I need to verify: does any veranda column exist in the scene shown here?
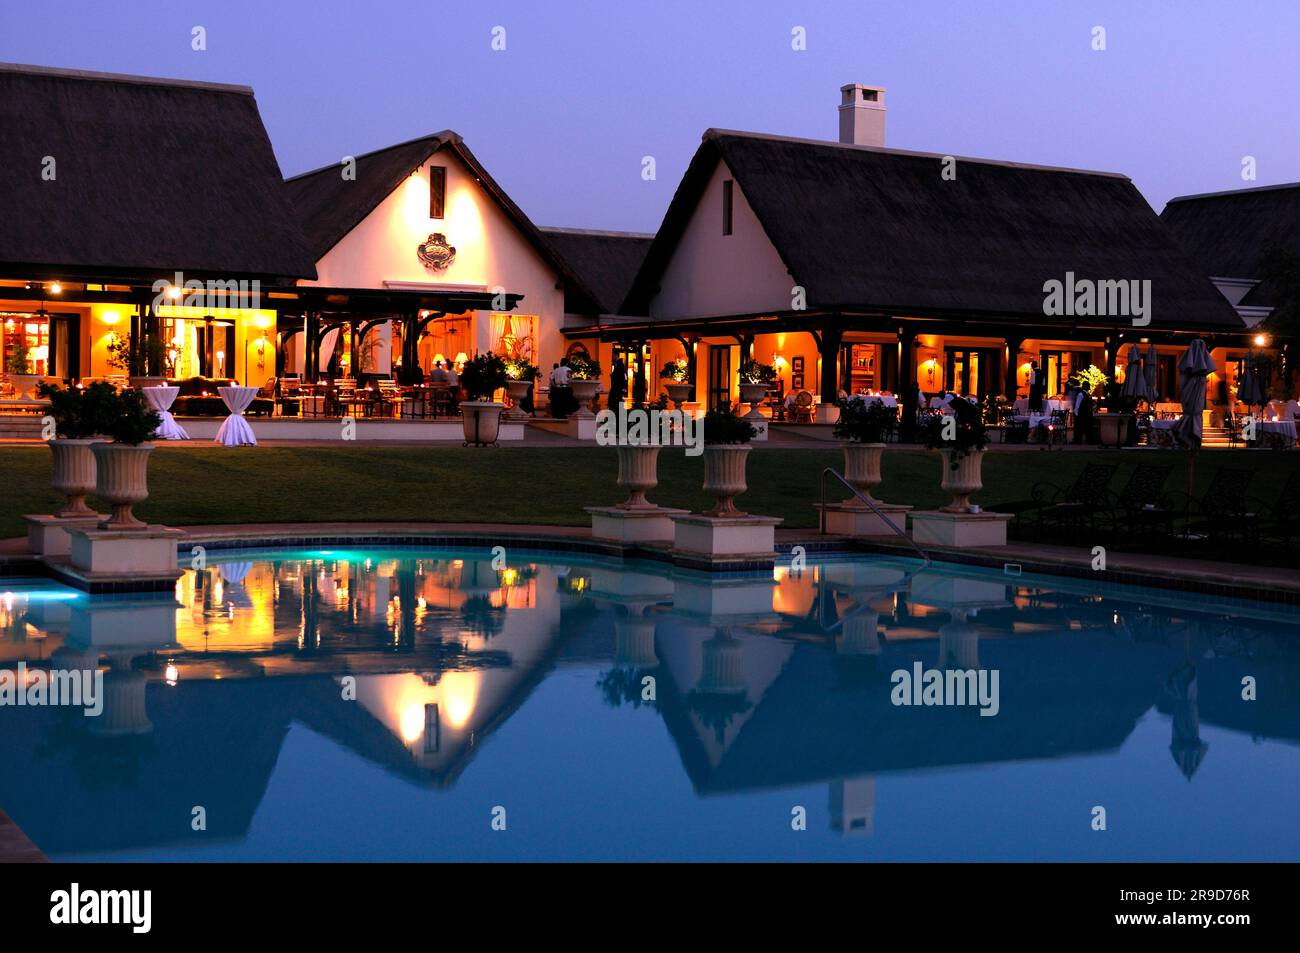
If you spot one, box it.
[1004,333,1024,400]
[816,323,844,422]
[898,324,917,442]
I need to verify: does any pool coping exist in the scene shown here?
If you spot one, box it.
[3,521,1296,604]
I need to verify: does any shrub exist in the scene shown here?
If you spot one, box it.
[4,340,32,375]
[921,397,988,468]
[660,359,689,383]
[739,359,777,384]
[703,406,757,444]
[503,357,538,382]
[460,352,508,401]
[568,354,602,381]
[36,382,118,439]
[833,399,898,443]
[102,388,162,445]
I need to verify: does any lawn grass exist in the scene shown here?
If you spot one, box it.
[1,444,1294,545]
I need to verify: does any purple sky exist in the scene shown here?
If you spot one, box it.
[4,0,1297,232]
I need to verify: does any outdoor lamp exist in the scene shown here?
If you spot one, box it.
[49,282,62,295]
[1253,333,1268,347]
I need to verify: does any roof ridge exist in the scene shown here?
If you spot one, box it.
[703,127,1131,179]
[285,131,459,182]
[1165,182,1300,204]
[540,226,656,240]
[0,61,253,95]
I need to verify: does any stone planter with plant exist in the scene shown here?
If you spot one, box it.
[459,352,508,446]
[503,357,538,420]
[37,382,117,517]
[660,358,693,409]
[832,398,898,506]
[91,388,162,530]
[567,354,602,417]
[701,407,758,517]
[738,359,777,421]
[922,402,990,513]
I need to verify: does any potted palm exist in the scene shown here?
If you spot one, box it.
[37,382,115,517]
[832,398,898,505]
[738,359,776,421]
[459,352,508,446]
[503,357,538,420]
[701,406,758,517]
[660,358,693,409]
[91,388,162,530]
[922,402,990,513]
[567,354,602,416]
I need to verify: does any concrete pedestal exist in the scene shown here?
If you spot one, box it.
[24,513,103,557]
[670,513,783,568]
[586,505,688,545]
[748,418,769,441]
[567,415,598,440]
[909,510,1012,548]
[814,403,840,424]
[817,501,912,537]
[58,525,186,589]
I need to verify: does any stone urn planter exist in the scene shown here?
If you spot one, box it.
[738,382,769,420]
[615,445,661,509]
[49,438,102,517]
[461,400,504,446]
[938,448,985,513]
[6,374,46,401]
[702,444,751,517]
[91,442,154,530]
[504,379,532,420]
[841,441,885,506]
[1097,412,1132,449]
[570,379,600,418]
[663,380,693,410]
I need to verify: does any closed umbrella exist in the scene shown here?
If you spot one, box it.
[1143,344,1159,403]
[1236,353,1264,411]
[1120,344,1147,402]
[1172,339,1215,450]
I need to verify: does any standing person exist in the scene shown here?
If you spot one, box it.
[1027,360,1045,413]
[631,356,647,408]
[1074,386,1095,445]
[609,356,626,410]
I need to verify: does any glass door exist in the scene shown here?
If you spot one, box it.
[707,345,732,410]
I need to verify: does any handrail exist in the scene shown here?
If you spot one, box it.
[820,467,930,567]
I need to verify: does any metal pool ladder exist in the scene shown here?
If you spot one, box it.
[819,467,930,567]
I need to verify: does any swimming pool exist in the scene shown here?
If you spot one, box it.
[1,550,1296,862]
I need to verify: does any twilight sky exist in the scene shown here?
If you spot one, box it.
[3,0,1296,233]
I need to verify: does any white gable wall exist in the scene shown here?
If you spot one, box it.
[304,150,567,370]
[650,159,796,320]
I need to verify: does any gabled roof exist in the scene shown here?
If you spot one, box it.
[540,227,653,314]
[625,129,1243,329]
[286,132,604,313]
[0,62,317,281]
[1161,182,1300,308]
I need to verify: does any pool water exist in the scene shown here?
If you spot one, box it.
[0,551,1296,862]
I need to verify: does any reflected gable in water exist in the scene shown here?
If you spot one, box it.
[0,551,1297,861]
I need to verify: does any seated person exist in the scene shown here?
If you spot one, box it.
[429,361,450,384]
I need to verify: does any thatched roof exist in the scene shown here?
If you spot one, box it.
[0,63,317,281]
[286,133,604,313]
[625,129,1243,330]
[540,227,653,313]
[1161,183,1300,308]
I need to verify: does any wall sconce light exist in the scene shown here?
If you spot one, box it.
[1253,333,1269,347]
[773,354,788,370]
[101,311,120,326]
[49,282,62,295]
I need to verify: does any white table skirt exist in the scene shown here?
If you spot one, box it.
[1260,420,1298,442]
[849,394,898,409]
[215,386,258,447]
[1014,397,1069,415]
[143,385,189,440]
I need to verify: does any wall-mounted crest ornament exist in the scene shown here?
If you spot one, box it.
[417,232,456,272]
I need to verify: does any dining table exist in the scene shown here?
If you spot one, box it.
[142,385,189,440]
[215,385,259,447]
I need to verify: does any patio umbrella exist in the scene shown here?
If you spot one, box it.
[1143,344,1159,403]
[1172,339,1214,451]
[1236,353,1265,411]
[1120,344,1147,402]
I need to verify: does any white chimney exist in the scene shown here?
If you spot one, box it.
[838,83,886,147]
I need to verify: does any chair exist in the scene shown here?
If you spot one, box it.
[332,377,358,417]
[1176,468,1260,544]
[793,390,815,424]
[994,462,1119,537]
[1096,464,1175,539]
[376,378,403,418]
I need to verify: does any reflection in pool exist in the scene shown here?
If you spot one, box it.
[1,551,1297,862]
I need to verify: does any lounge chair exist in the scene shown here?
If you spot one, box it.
[994,461,1118,537]
[1174,468,1260,544]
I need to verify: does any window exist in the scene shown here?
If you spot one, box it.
[430,166,446,219]
[722,179,733,235]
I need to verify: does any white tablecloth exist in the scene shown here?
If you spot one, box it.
[142,385,188,440]
[1260,420,1298,443]
[1014,397,1069,415]
[850,394,897,409]
[215,386,258,447]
